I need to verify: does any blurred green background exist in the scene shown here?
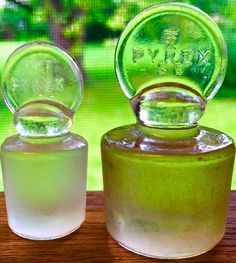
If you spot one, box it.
[0,0,235,190]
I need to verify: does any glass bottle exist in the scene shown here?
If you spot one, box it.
[101,3,235,259]
[1,42,88,240]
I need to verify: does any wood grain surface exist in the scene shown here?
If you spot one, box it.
[0,192,235,263]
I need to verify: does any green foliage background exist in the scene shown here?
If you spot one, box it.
[0,0,235,190]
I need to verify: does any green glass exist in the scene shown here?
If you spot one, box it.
[1,42,88,240]
[101,3,235,259]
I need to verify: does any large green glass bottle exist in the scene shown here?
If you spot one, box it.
[1,42,88,240]
[101,3,235,259]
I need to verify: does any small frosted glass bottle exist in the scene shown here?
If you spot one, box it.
[101,3,235,259]
[1,42,87,240]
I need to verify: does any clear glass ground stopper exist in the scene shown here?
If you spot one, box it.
[2,41,83,137]
[115,3,227,128]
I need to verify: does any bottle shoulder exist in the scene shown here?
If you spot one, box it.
[1,133,87,153]
[101,124,235,156]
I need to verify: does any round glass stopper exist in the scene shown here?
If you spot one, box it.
[2,41,83,137]
[115,3,227,128]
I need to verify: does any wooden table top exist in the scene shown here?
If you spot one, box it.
[0,191,235,263]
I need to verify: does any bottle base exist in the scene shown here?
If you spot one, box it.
[118,240,217,259]
[10,224,82,240]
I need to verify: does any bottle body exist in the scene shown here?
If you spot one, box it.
[1,133,87,240]
[101,124,235,259]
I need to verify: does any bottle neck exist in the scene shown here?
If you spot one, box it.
[19,134,68,144]
[137,123,200,140]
